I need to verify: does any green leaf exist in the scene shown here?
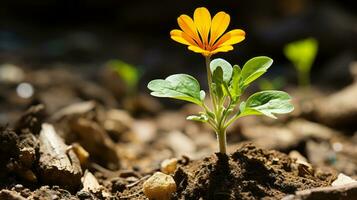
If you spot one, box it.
[284,38,318,73]
[238,101,261,117]
[210,58,233,83]
[212,66,224,84]
[211,67,226,100]
[239,90,294,119]
[240,56,273,87]
[206,110,216,119]
[229,65,242,101]
[147,74,203,105]
[211,82,224,100]
[186,113,208,122]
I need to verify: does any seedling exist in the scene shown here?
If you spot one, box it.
[107,59,150,112]
[107,59,141,95]
[148,7,294,154]
[284,38,318,87]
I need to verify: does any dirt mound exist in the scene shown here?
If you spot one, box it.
[173,143,335,200]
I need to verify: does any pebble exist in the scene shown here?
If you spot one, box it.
[143,172,176,200]
[77,190,92,199]
[332,173,357,186]
[166,131,195,156]
[14,184,24,192]
[160,158,178,174]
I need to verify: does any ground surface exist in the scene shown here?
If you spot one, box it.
[1,65,357,199]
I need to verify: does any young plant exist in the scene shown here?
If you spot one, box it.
[148,7,294,154]
[107,59,149,112]
[107,59,141,95]
[284,38,318,87]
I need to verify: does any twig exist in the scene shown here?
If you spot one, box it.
[126,175,150,188]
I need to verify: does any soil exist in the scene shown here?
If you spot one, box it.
[172,143,334,200]
[103,143,336,200]
[0,121,339,200]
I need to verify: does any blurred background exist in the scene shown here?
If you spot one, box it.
[1,0,357,124]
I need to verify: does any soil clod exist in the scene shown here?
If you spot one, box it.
[173,143,335,200]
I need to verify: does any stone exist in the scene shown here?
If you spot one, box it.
[143,172,176,200]
[160,158,178,174]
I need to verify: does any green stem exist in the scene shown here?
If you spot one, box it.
[224,110,241,130]
[217,128,227,154]
[205,56,218,113]
[220,101,232,126]
[298,69,310,88]
[204,56,227,154]
[204,56,232,154]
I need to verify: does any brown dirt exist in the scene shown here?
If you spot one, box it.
[172,143,335,200]
[0,122,340,200]
[1,66,357,199]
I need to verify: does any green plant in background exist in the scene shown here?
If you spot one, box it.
[258,77,286,90]
[148,7,294,154]
[284,38,318,87]
[107,59,141,94]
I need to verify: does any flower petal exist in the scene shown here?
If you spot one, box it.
[210,45,234,54]
[209,11,230,45]
[194,7,211,45]
[170,29,197,46]
[188,45,210,56]
[213,29,245,48]
[177,15,202,46]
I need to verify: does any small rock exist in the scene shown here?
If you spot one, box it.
[289,150,311,167]
[272,158,280,164]
[143,172,176,200]
[81,170,102,193]
[103,109,133,134]
[160,158,178,174]
[14,184,24,192]
[332,173,357,186]
[289,182,357,199]
[77,190,92,199]
[51,101,96,121]
[166,131,195,156]
[289,150,313,176]
[132,120,157,143]
[19,188,31,198]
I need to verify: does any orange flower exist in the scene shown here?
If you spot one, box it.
[170,7,246,57]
